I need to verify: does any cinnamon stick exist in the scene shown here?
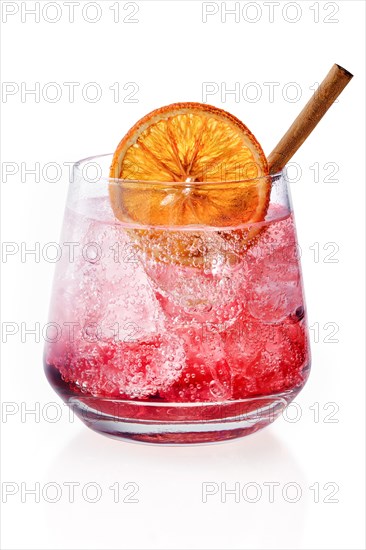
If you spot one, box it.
[267,64,353,174]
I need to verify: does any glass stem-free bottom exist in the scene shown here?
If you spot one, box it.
[45,362,309,444]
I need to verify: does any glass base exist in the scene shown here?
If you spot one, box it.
[69,394,296,444]
[46,363,306,444]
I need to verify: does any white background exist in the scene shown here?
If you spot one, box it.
[1,1,365,549]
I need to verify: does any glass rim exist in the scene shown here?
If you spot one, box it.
[73,153,284,188]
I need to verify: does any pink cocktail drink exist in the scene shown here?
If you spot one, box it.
[44,158,310,443]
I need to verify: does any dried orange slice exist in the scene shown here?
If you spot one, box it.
[109,102,270,266]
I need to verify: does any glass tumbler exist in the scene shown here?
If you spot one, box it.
[44,154,311,444]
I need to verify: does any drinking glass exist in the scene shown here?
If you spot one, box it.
[44,154,311,444]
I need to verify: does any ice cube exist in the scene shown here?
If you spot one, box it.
[243,216,303,324]
[160,323,232,402]
[223,314,309,398]
[141,231,244,325]
[48,333,186,399]
[50,217,165,341]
